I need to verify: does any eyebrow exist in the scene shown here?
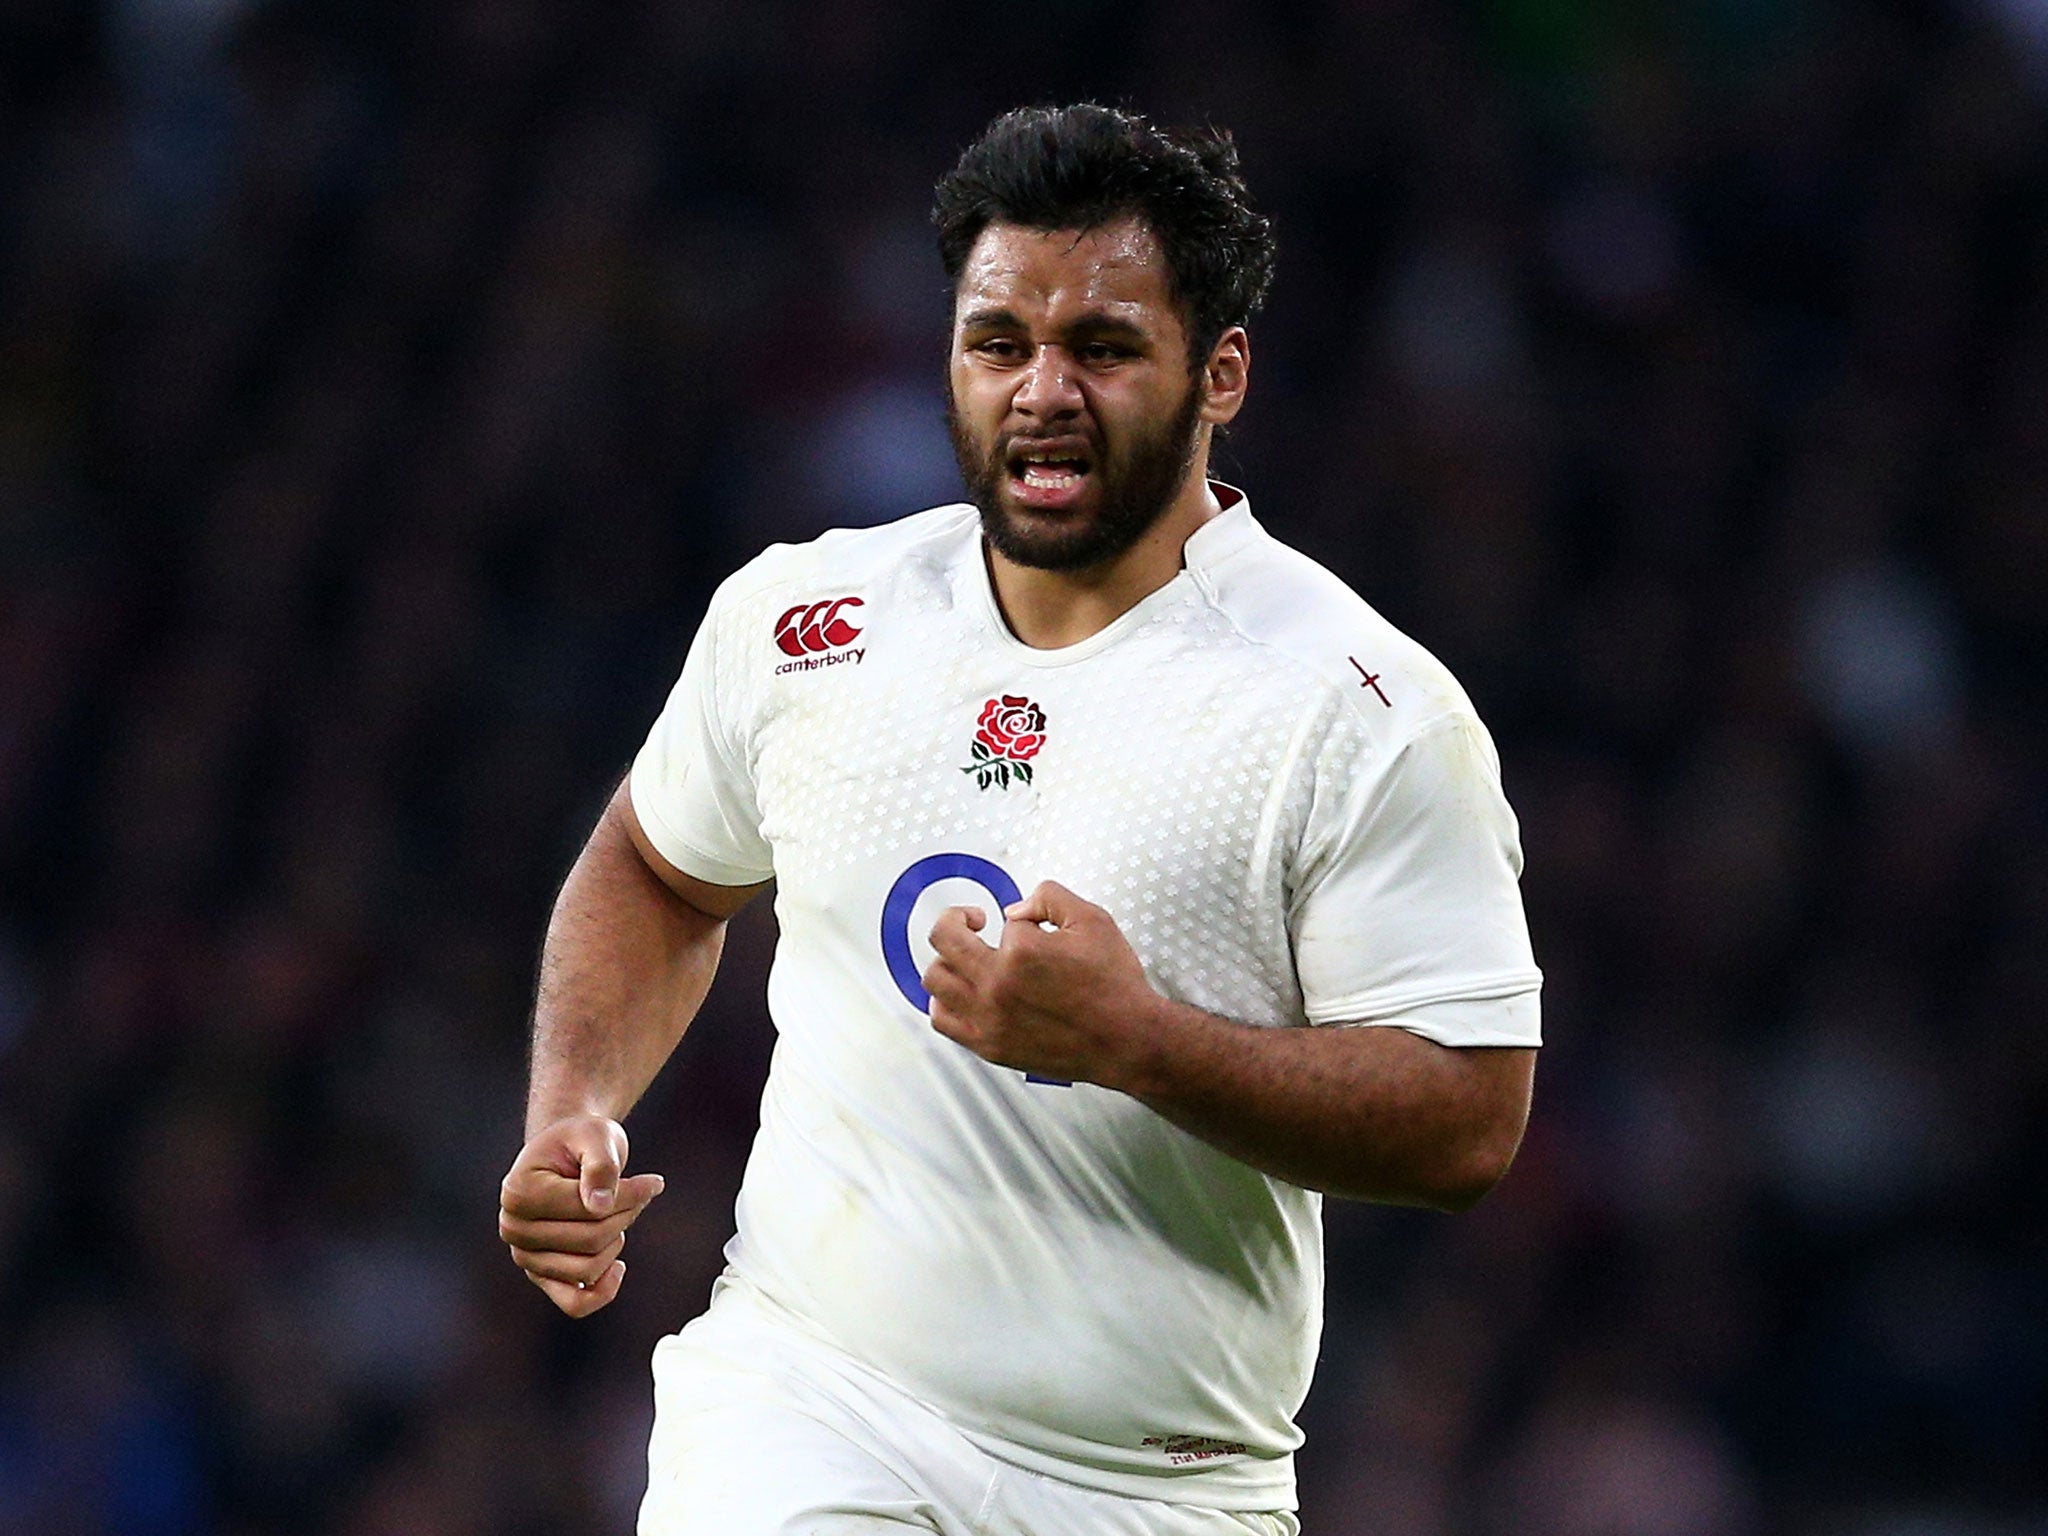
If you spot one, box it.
[957,307,1024,333]
[1066,313,1151,343]
[956,308,1155,344]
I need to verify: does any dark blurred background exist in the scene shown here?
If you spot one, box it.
[3,0,2046,1531]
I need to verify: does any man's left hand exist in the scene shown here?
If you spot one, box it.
[923,881,1161,1089]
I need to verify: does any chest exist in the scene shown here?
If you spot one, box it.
[743,614,1322,1021]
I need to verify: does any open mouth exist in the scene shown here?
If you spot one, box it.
[1004,439,1095,508]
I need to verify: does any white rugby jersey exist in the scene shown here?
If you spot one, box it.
[628,486,1542,1508]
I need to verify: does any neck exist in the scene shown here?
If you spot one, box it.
[986,469,1224,650]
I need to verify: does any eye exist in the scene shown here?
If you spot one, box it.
[972,338,1026,362]
[1078,343,1133,365]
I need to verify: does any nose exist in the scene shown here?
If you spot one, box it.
[1012,347,1083,422]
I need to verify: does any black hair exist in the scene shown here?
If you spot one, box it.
[933,103,1276,371]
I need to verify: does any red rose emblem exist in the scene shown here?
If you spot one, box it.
[962,694,1047,790]
[976,695,1047,762]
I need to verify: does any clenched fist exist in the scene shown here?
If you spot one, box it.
[499,1114,665,1317]
[922,880,1163,1091]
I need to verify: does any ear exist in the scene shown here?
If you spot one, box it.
[1198,327,1250,426]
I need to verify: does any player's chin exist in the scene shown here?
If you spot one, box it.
[986,494,1113,568]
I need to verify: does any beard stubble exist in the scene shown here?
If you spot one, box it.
[947,378,1206,573]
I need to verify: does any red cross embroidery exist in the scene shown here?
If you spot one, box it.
[1349,657,1390,706]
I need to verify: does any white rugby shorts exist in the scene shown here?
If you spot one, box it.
[638,1280,1301,1536]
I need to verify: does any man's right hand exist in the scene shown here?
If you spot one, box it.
[499,1114,666,1317]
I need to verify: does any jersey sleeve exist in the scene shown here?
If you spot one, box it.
[628,586,776,887]
[1291,711,1542,1044]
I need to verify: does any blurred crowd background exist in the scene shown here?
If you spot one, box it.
[3,0,2045,1532]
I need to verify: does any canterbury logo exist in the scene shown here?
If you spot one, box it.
[774,597,864,656]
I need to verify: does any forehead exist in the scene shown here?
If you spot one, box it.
[953,218,1180,331]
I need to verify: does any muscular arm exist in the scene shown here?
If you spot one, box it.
[526,782,759,1133]
[924,884,1533,1211]
[1121,997,1531,1210]
[501,782,767,1315]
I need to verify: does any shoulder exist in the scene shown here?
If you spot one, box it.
[707,503,981,624]
[1188,504,1484,743]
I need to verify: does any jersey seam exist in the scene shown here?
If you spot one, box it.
[1307,971,1546,1024]
[629,779,775,886]
[1185,559,1472,749]
[1289,711,1474,890]
[705,585,778,852]
[716,503,979,610]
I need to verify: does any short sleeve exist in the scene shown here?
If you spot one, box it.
[1292,713,1542,1044]
[627,588,776,887]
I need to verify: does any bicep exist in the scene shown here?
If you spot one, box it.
[1316,1020,1536,1206]
[625,580,777,888]
[1333,1014,1537,1131]
[613,783,769,921]
[1294,716,1543,1031]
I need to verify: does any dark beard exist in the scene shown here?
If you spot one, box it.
[947,381,1205,573]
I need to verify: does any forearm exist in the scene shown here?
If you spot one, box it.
[526,796,727,1136]
[1115,997,1534,1210]
[924,888,1536,1209]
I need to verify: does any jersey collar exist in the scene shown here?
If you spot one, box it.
[966,481,1260,665]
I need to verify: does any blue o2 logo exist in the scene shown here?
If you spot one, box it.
[880,853,1020,1012]
[880,853,1068,1086]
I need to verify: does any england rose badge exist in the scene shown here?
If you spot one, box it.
[962,695,1046,790]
